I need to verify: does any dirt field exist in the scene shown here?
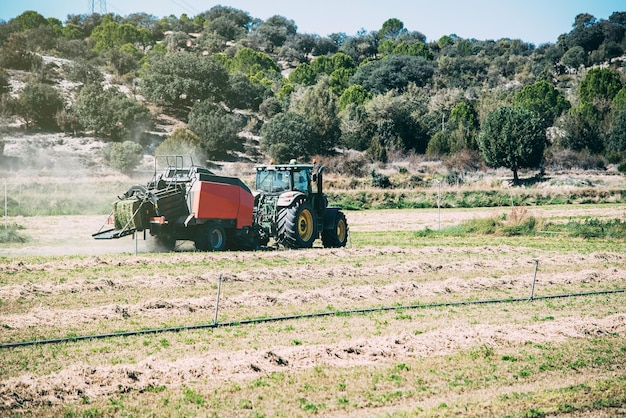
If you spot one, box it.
[1,205,626,416]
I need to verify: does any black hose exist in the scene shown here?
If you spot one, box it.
[1,289,624,350]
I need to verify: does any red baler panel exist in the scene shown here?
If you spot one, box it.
[192,181,253,228]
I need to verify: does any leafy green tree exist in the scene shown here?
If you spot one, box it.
[339,84,372,110]
[199,5,252,39]
[11,10,48,31]
[155,127,206,163]
[226,72,268,110]
[351,55,434,94]
[15,83,64,129]
[289,63,316,86]
[292,77,341,156]
[255,15,297,50]
[612,86,626,111]
[364,90,429,154]
[447,101,480,152]
[187,101,243,159]
[514,81,570,128]
[340,102,373,151]
[230,47,280,75]
[558,104,604,153]
[141,52,229,108]
[75,84,153,139]
[379,18,407,41]
[91,15,152,51]
[478,106,546,184]
[107,140,144,173]
[260,112,318,162]
[607,110,626,155]
[0,32,43,70]
[579,67,622,105]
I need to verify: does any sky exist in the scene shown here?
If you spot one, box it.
[0,0,624,45]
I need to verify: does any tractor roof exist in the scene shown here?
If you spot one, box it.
[254,164,314,171]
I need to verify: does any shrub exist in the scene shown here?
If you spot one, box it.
[618,161,626,174]
[370,170,391,188]
[105,141,144,173]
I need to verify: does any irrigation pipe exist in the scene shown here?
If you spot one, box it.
[1,288,624,350]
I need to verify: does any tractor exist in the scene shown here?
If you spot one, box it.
[253,160,348,249]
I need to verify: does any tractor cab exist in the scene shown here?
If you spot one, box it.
[254,162,314,195]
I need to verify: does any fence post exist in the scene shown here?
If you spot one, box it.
[214,274,223,325]
[529,259,539,300]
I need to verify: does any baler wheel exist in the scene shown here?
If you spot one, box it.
[195,223,227,251]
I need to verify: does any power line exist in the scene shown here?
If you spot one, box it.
[88,0,107,15]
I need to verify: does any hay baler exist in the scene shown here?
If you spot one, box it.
[93,156,263,251]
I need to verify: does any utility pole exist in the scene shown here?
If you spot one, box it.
[88,0,107,15]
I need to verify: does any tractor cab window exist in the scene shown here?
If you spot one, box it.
[256,170,289,193]
[293,170,310,194]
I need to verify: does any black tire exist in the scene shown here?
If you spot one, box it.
[322,211,348,248]
[195,223,227,251]
[277,200,316,248]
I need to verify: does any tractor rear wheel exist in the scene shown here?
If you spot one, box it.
[195,223,227,251]
[322,210,348,248]
[277,200,316,248]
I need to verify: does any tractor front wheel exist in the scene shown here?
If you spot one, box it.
[195,223,227,251]
[277,200,316,248]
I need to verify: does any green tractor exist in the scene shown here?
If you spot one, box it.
[253,161,348,249]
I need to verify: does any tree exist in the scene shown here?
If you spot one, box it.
[561,46,587,69]
[260,112,318,162]
[255,15,297,50]
[579,67,622,105]
[141,52,229,108]
[339,84,372,110]
[514,81,570,128]
[11,11,48,31]
[607,110,626,155]
[75,84,153,139]
[15,83,64,129]
[478,106,546,184]
[187,101,243,159]
[350,55,434,94]
[0,32,43,70]
[226,72,268,111]
[558,104,604,153]
[291,77,341,156]
[379,18,407,41]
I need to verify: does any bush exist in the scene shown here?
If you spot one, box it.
[618,161,626,174]
[155,127,206,164]
[105,141,144,173]
[370,170,391,188]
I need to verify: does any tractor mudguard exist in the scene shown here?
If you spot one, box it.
[277,191,305,208]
